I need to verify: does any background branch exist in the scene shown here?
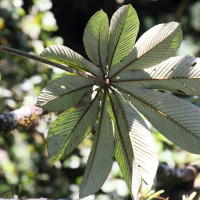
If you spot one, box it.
[157,164,200,200]
[158,164,200,182]
[0,103,48,133]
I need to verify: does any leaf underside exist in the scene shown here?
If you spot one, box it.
[40,45,102,77]
[108,5,139,70]
[37,4,200,200]
[109,90,158,199]
[83,9,109,74]
[36,75,93,112]
[112,55,200,95]
[110,22,182,77]
[80,90,114,198]
[47,91,101,166]
[116,84,200,154]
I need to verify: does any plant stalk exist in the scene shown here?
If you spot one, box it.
[0,45,105,86]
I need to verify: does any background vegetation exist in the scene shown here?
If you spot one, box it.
[0,0,200,199]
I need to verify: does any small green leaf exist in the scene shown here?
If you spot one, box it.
[147,190,164,200]
[188,191,197,200]
[141,181,154,197]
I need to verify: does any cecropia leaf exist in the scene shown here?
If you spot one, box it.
[112,55,200,95]
[40,45,102,77]
[36,75,93,111]
[116,84,200,154]
[83,9,109,75]
[110,22,182,78]
[109,89,158,199]
[80,90,114,198]
[108,4,139,69]
[47,91,101,166]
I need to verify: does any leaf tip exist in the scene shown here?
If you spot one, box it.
[79,186,87,199]
[49,160,55,167]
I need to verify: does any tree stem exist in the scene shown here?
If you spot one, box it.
[0,45,105,86]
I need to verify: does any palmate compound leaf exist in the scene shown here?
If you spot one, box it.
[31,4,199,200]
[80,90,114,198]
[36,75,94,112]
[111,56,200,95]
[108,89,158,200]
[47,90,101,166]
[115,84,200,154]
[108,4,139,69]
[40,44,102,77]
[83,9,109,75]
[110,22,182,78]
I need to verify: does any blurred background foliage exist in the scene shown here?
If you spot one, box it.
[0,0,200,199]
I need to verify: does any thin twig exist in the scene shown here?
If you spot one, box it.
[0,45,105,86]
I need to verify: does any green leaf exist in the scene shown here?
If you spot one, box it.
[108,91,133,196]
[147,190,164,200]
[108,5,139,69]
[109,90,158,199]
[47,91,101,166]
[116,84,200,154]
[188,191,197,200]
[110,22,182,77]
[40,45,102,77]
[141,179,156,199]
[36,75,93,111]
[112,55,200,95]
[83,9,109,75]
[80,90,114,198]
